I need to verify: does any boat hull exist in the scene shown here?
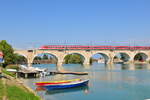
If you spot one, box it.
[44,80,89,90]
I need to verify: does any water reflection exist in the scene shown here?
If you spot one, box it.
[28,63,150,100]
[46,86,89,95]
[103,63,150,70]
[36,86,46,91]
[33,63,150,71]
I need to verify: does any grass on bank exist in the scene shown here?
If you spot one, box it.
[0,64,41,100]
[2,69,16,77]
[1,65,20,77]
[0,79,41,100]
[0,79,4,100]
[7,85,41,100]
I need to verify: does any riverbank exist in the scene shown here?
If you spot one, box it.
[0,73,42,100]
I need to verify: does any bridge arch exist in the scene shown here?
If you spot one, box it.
[63,53,86,65]
[90,53,109,64]
[134,52,149,62]
[31,53,58,66]
[14,53,28,65]
[14,53,27,59]
[113,52,131,63]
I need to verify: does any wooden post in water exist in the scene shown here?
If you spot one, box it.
[25,73,28,78]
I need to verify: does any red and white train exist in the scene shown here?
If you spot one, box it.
[39,45,150,50]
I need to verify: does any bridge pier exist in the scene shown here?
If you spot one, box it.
[128,63,135,70]
[106,64,115,70]
[106,61,113,64]
[57,62,63,67]
[83,63,90,67]
[56,66,64,71]
[106,59,113,64]
[83,57,90,67]
[106,54,114,64]
[57,57,64,68]
[27,63,32,67]
[146,57,150,63]
[129,56,135,64]
[83,61,90,66]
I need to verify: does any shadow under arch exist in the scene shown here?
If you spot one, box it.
[32,53,58,66]
[113,52,130,63]
[90,53,109,64]
[134,52,148,62]
[63,53,85,65]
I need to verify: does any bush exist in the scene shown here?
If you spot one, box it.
[6,65,19,70]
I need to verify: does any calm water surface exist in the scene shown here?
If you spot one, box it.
[24,63,150,100]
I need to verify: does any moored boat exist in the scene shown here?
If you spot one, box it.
[44,79,89,90]
[35,79,80,86]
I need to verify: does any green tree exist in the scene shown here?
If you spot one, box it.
[114,56,118,59]
[42,54,48,60]
[34,56,42,60]
[134,54,142,61]
[64,55,71,64]
[64,54,84,64]
[0,40,15,67]
[90,58,94,64]
[13,53,27,64]
[120,53,127,61]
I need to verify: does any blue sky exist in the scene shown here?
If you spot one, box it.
[0,0,150,49]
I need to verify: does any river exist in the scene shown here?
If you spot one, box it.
[24,63,150,100]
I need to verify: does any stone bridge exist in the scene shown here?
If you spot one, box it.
[14,49,150,67]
